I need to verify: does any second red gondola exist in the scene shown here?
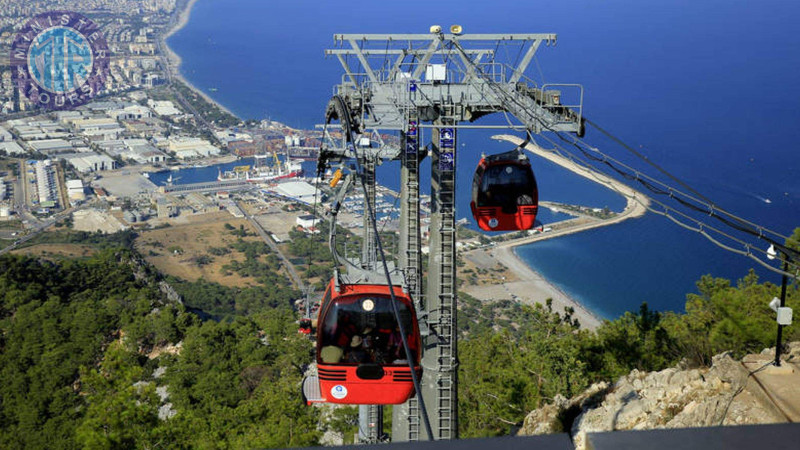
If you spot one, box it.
[470,149,538,231]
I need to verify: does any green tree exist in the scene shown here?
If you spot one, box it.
[76,342,163,449]
[459,302,587,437]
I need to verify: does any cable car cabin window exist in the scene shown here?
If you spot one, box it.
[478,164,535,213]
[319,295,417,366]
[472,165,485,208]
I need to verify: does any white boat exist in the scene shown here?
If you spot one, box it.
[218,151,304,183]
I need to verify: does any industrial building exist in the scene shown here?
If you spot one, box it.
[35,160,57,205]
[117,139,168,164]
[166,137,222,160]
[123,209,149,223]
[272,181,320,205]
[0,125,13,141]
[8,119,70,141]
[29,139,74,154]
[147,99,181,116]
[296,214,320,229]
[0,141,25,155]
[66,180,86,202]
[62,153,117,173]
[155,197,174,218]
[108,104,153,121]
[0,126,24,155]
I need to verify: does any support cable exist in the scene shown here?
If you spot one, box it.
[551,128,800,264]
[327,95,435,441]
[445,37,800,278]
[448,37,799,270]
[464,38,800,272]
[528,131,800,280]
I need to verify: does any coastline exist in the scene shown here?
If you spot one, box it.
[156,2,641,330]
[463,242,604,330]
[160,0,238,117]
[462,135,651,330]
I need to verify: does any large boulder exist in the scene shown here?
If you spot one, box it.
[519,347,792,450]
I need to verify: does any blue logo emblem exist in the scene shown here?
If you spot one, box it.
[439,151,454,171]
[10,11,110,110]
[439,128,454,148]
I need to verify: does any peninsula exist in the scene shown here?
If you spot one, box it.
[461,134,651,330]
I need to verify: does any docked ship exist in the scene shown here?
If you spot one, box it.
[218,151,303,183]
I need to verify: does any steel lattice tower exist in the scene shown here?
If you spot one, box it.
[321,29,584,441]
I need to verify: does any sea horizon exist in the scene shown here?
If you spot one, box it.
[166,0,800,319]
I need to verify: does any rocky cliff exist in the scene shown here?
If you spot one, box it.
[518,343,800,449]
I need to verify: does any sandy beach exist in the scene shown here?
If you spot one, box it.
[160,0,237,117]
[461,135,652,330]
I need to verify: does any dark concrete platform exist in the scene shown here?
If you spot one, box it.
[586,423,800,450]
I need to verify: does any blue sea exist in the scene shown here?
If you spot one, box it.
[168,0,800,319]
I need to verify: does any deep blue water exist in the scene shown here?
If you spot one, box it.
[169,0,800,318]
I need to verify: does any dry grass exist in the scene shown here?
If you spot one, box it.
[135,217,266,287]
[458,253,517,287]
[11,243,98,259]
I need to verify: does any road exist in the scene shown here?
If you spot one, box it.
[0,203,91,256]
[237,200,305,291]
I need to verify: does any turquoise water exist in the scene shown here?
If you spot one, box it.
[168,0,800,318]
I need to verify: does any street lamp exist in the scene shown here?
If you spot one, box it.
[767,245,792,366]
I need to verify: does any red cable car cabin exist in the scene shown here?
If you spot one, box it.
[308,278,421,405]
[470,150,538,231]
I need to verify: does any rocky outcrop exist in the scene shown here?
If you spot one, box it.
[519,343,800,449]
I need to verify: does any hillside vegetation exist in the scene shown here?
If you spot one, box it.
[1,229,798,446]
[0,246,319,448]
[457,227,800,437]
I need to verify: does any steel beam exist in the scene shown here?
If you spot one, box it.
[393,113,423,441]
[334,33,557,42]
[421,121,458,440]
[361,155,377,270]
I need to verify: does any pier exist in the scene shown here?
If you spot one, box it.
[158,178,253,194]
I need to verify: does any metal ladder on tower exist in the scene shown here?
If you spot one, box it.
[404,114,422,442]
[361,155,377,270]
[437,207,456,440]
[433,119,458,440]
